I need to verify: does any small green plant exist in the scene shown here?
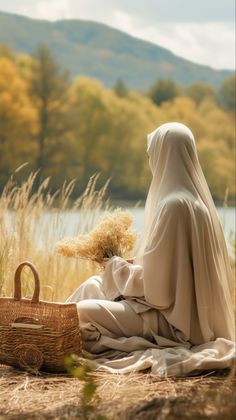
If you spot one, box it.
[65,353,107,419]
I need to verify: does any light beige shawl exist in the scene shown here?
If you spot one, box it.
[86,122,235,376]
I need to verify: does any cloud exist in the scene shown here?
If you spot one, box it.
[1,0,235,22]
[110,12,235,69]
[20,0,71,20]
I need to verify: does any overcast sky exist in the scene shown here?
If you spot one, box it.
[0,0,235,69]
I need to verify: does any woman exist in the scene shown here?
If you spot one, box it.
[67,122,235,376]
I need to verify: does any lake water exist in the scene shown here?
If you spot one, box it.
[44,206,234,258]
[7,206,235,255]
[46,206,235,244]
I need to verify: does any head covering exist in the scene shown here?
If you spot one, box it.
[135,122,234,344]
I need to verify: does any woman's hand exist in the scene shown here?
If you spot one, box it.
[100,260,108,269]
[100,257,134,270]
[126,258,134,264]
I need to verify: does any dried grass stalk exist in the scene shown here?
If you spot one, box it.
[56,209,138,263]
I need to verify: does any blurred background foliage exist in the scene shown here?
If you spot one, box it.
[0,44,235,203]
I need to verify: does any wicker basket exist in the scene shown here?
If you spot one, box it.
[0,261,82,373]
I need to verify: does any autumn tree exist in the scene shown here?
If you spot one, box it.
[16,53,35,82]
[0,43,14,60]
[149,79,179,106]
[186,82,216,105]
[30,45,70,181]
[67,77,113,191]
[0,56,37,187]
[197,139,234,201]
[217,74,235,113]
[113,79,128,97]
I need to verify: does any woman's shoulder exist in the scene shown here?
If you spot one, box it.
[160,194,187,213]
[160,194,210,220]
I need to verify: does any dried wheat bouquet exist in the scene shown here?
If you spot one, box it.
[55,209,138,263]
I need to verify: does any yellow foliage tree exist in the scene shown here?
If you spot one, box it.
[0,57,38,184]
[197,139,234,200]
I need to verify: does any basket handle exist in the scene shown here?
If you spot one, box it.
[14,261,40,303]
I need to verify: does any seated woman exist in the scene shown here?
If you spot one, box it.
[66,122,235,376]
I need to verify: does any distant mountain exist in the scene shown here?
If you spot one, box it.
[0,11,232,89]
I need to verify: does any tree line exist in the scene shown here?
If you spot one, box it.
[0,44,235,202]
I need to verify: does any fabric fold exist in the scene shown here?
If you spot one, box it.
[83,338,235,377]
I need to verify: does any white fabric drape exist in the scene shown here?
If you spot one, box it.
[68,122,235,377]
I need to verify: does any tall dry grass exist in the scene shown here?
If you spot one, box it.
[0,168,110,302]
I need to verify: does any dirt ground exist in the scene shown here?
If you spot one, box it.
[0,365,235,420]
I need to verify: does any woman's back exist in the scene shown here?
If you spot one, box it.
[148,193,234,343]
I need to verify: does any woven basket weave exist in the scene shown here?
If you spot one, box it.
[0,261,82,373]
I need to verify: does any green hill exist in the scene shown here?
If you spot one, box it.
[0,11,232,88]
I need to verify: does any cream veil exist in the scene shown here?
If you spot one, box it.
[83,122,235,376]
[135,122,234,344]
